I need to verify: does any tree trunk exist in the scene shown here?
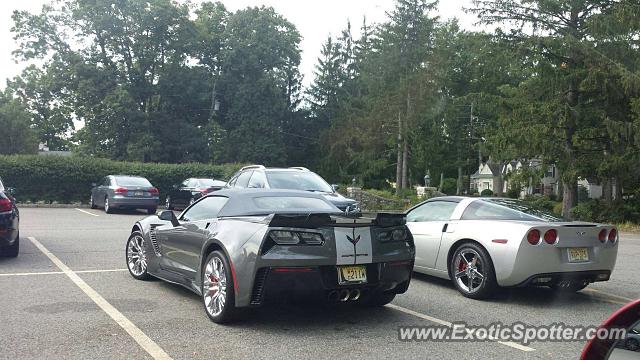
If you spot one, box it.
[439,172,444,192]
[401,139,408,191]
[456,166,463,195]
[602,178,612,205]
[613,176,622,201]
[395,112,403,195]
[562,178,578,219]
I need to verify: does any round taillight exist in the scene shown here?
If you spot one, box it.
[527,229,541,245]
[598,229,607,243]
[544,229,558,244]
[608,228,617,243]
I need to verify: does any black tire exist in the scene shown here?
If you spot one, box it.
[449,242,497,300]
[104,196,114,214]
[165,196,173,210]
[363,292,396,307]
[147,207,157,215]
[550,281,588,293]
[125,232,151,280]
[90,195,97,209]
[202,251,238,323]
[626,338,639,352]
[1,233,19,258]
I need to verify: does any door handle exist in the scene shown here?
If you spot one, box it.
[442,223,448,233]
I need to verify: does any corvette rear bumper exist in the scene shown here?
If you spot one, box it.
[247,261,413,306]
[513,270,612,287]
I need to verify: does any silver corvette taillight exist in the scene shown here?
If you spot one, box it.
[527,229,541,245]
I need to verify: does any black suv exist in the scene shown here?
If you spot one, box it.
[226,166,360,214]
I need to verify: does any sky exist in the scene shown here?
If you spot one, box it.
[0,0,480,88]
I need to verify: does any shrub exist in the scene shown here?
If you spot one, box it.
[480,189,494,197]
[440,178,458,195]
[0,155,242,204]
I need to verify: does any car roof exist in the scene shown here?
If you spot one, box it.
[204,189,343,217]
[110,175,147,178]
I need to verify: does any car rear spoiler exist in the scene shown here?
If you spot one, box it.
[268,212,406,228]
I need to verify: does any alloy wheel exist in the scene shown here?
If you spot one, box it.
[127,234,147,277]
[203,256,227,317]
[165,196,171,210]
[104,197,110,212]
[453,248,486,294]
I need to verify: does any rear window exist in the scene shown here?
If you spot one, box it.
[461,199,564,222]
[252,196,335,211]
[114,177,152,187]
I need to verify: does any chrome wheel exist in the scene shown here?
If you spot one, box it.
[203,256,227,317]
[127,234,147,277]
[165,196,171,210]
[104,197,110,212]
[453,248,485,294]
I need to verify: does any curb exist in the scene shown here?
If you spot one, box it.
[17,203,91,208]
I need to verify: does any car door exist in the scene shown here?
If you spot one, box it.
[158,196,230,278]
[406,200,459,269]
[175,179,193,207]
[95,177,111,206]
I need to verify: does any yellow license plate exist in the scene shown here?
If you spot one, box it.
[568,248,589,262]
[338,265,367,284]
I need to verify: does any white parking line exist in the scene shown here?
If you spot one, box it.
[28,237,172,360]
[0,269,128,277]
[387,303,536,352]
[75,208,100,217]
[583,288,635,304]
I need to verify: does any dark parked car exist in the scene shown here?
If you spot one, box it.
[165,178,227,210]
[90,175,160,214]
[226,165,361,214]
[126,189,414,323]
[0,177,19,257]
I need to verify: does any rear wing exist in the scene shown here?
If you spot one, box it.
[267,212,406,229]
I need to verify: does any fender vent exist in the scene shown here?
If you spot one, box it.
[250,268,269,305]
[149,225,161,256]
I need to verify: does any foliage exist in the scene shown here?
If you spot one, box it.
[0,155,241,204]
[571,199,640,224]
[440,178,458,196]
[0,91,38,155]
[480,189,493,197]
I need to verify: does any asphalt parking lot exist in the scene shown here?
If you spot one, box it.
[1,208,638,359]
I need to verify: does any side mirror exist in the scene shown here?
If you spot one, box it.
[331,184,340,192]
[158,210,180,227]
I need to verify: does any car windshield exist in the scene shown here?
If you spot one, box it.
[462,199,566,222]
[266,171,333,192]
[252,196,335,211]
[114,177,152,187]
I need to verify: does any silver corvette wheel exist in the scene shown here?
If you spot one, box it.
[127,235,147,277]
[453,248,486,294]
[203,256,227,317]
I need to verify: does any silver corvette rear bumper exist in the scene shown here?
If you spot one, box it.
[495,244,617,287]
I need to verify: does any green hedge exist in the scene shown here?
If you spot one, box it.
[0,155,243,203]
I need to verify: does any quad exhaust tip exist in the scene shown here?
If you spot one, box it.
[328,289,362,302]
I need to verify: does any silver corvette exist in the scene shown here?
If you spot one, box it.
[406,197,618,299]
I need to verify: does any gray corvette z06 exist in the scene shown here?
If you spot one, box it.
[125,190,415,323]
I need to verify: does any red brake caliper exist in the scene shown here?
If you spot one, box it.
[208,275,218,296]
[458,257,467,272]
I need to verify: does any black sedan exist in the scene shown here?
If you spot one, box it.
[0,177,19,257]
[126,189,414,323]
[164,178,227,210]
